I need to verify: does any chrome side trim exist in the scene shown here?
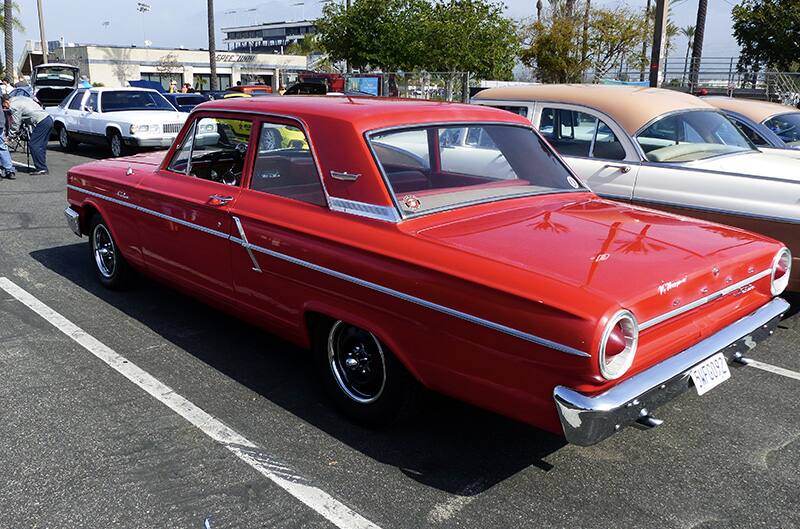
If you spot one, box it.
[232,215,262,273]
[639,268,772,331]
[66,184,231,240]
[234,235,590,357]
[328,197,401,222]
[70,183,587,357]
[631,195,800,225]
[554,297,789,445]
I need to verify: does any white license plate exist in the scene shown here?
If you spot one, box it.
[690,353,731,396]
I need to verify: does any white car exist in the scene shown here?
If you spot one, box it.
[48,87,188,157]
[472,84,800,290]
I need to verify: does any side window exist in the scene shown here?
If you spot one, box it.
[187,117,251,186]
[85,92,98,112]
[167,121,196,173]
[732,120,768,146]
[250,122,326,206]
[487,105,528,118]
[592,121,626,160]
[68,89,86,110]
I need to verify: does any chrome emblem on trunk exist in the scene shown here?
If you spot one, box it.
[658,276,687,295]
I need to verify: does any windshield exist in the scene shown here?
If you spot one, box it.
[636,110,755,162]
[175,95,207,106]
[368,124,584,217]
[101,90,176,112]
[764,112,800,147]
[34,67,77,87]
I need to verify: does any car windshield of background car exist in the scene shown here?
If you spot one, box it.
[101,90,176,112]
[636,110,756,162]
[764,113,800,147]
[369,124,584,217]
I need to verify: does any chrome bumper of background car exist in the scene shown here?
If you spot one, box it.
[553,298,790,446]
[124,136,177,148]
[64,206,81,237]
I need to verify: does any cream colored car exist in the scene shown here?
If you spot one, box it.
[472,84,800,290]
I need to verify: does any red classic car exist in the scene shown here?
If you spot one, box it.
[63,97,791,446]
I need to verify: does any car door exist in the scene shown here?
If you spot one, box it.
[135,113,255,300]
[63,88,87,136]
[228,118,331,327]
[82,91,105,144]
[533,104,639,201]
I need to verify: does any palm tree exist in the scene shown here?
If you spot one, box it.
[689,0,707,91]
[2,1,23,79]
[207,0,217,90]
[680,25,695,87]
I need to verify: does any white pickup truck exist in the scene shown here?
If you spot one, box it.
[48,87,188,157]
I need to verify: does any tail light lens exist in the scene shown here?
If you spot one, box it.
[599,310,639,380]
[771,248,792,295]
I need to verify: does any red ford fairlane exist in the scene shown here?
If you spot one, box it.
[64,97,791,446]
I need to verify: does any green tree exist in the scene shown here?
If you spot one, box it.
[587,6,644,81]
[733,0,800,71]
[520,17,586,83]
[315,0,519,78]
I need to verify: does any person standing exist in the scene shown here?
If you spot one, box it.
[2,94,54,175]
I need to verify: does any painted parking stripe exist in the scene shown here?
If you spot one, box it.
[748,360,800,382]
[0,277,382,529]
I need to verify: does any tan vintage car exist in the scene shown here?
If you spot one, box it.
[472,84,800,290]
[704,97,800,159]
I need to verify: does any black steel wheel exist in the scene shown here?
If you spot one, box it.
[89,214,133,289]
[314,319,418,426]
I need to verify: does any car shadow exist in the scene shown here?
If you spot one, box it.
[30,243,566,495]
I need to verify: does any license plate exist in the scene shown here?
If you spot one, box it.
[690,353,731,396]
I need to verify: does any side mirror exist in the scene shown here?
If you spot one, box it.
[82,105,93,113]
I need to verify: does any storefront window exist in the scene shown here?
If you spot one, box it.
[193,74,232,91]
[140,72,183,91]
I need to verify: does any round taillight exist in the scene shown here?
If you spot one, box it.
[599,310,639,380]
[771,248,792,296]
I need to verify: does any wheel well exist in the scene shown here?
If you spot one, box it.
[54,121,64,131]
[304,311,334,347]
[80,204,100,235]
[106,126,121,138]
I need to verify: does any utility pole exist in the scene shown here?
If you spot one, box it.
[5,0,14,77]
[36,0,48,65]
[207,0,218,90]
[688,0,707,92]
[648,0,669,87]
[345,0,351,74]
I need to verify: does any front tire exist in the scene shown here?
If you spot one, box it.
[107,130,126,158]
[314,320,418,426]
[89,214,133,289]
[57,124,77,151]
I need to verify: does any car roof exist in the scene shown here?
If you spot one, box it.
[704,96,799,123]
[197,95,530,134]
[473,84,715,135]
[87,87,163,93]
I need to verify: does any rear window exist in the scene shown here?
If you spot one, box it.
[369,124,583,217]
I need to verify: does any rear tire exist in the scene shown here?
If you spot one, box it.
[314,319,418,426]
[89,214,133,289]
[57,124,77,151]
[107,130,126,158]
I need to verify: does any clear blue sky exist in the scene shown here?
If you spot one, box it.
[12,0,740,58]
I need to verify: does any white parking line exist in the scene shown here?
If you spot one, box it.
[0,277,382,529]
[748,360,800,381]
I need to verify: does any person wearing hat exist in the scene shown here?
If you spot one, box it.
[2,93,53,175]
[168,79,178,93]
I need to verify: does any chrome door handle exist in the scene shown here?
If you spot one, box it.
[208,194,233,206]
[603,163,632,173]
[116,191,130,200]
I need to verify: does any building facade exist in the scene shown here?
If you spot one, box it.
[222,20,316,54]
[19,41,307,91]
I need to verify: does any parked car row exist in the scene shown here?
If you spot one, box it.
[63,93,792,446]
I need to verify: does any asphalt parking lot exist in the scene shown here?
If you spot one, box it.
[1,143,799,529]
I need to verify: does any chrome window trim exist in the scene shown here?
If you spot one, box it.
[638,159,800,186]
[630,194,800,225]
[328,197,401,222]
[364,121,589,220]
[69,183,589,358]
[638,268,772,331]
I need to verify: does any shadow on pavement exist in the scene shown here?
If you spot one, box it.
[31,242,566,495]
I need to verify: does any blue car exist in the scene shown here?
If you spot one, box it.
[162,93,208,113]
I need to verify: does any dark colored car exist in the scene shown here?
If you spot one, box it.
[163,93,208,113]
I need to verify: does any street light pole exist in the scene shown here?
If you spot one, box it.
[36,0,48,65]
[648,0,669,88]
[208,0,218,90]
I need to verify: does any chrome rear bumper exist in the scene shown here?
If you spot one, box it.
[554,298,790,446]
[64,206,81,237]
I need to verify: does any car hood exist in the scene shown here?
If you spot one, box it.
[687,150,800,181]
[115,150,168,166]
[414,194,777,325]
[98,110,187,125]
